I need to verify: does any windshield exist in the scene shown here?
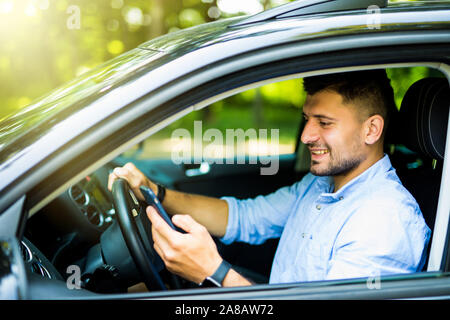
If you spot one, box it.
[0,48,166,163]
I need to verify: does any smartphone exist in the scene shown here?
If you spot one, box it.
[140,185,185,233]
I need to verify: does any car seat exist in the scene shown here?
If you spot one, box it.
[387,77,449,270]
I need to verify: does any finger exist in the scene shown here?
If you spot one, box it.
[123,162,138,171]
[108,170,130,190]
[171,214,202,234]
[151,234,163,256]
[111,166,145,199]
[113,167,129,180]
[108,169,130,195]
[151,225,177,264]
[147,206,177,240]
[151,230,168,258]
[110,167,130,186]
[152,238,173,268]
[107,172,118,191]
[117,164,140,185]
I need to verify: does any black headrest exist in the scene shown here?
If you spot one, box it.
[398,77,450,160]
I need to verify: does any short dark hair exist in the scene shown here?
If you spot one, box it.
[303,70,396,135]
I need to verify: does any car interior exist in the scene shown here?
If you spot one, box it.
[386,76,449,268]
[21,65,449,296]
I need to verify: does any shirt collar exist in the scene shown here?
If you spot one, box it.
[315,154,393,202]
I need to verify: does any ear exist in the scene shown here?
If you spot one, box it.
[364,115,384,145]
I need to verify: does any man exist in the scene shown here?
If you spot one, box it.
[108,70,431,288]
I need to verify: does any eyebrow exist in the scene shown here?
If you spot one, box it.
[302,112,337,121]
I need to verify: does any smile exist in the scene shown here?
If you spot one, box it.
[311,149,329,155]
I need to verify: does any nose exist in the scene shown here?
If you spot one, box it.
[301,120,320,145]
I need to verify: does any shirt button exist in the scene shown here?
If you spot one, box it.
[339,196,344,200]
[316,204,321,210]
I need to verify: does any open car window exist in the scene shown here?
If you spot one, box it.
[121,78,304,163]
[23,64,449,298]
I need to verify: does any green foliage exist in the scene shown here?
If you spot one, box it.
[239,79,305,108]
[0,0,436,127]
[0,0,291,120]
[387,67,433,109]
[155,78,305,148]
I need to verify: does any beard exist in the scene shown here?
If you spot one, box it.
[309,141,366,177]
[310,154,365,177]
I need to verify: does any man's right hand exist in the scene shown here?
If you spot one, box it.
[107,162,156,201]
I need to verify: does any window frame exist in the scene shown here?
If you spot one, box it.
[22,42,450,299]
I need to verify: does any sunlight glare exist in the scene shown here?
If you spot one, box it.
[217,0,264,15]
[0,0,13,14]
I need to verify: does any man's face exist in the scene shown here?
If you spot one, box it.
[301,90,367,177]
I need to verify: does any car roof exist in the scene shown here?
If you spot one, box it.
[0,1,449,207]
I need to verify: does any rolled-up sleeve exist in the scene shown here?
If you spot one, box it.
[220,174,316,245]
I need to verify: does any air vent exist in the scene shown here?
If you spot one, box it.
[69,185,89,206]
[20,241,32,262]
[69,183,106,228]
[84,204,103,227]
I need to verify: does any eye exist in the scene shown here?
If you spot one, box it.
[319,121,331,127]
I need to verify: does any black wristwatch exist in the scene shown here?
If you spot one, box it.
[199,260,231,288]
[156,183,166,203]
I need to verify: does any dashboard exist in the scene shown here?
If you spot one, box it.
[20,161,174,296]
[23,165,117,288]
[67,173,115,229]
[21,238,63,281]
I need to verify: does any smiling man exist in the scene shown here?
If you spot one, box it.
[301,73,390,191]
[109,70,431,288]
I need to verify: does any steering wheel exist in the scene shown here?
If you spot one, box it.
[111,178,167,291]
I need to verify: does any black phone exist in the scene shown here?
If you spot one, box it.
[140,185,185,233]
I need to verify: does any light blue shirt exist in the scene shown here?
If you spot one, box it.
[221,155,431,284]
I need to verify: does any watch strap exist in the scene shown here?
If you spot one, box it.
[201,260,231,287]
[156,183,166,203]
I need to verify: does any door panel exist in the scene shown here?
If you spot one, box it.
[114,154,300,198]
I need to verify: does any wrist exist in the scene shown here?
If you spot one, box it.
[199,258,231,287]
[221,268,253,287]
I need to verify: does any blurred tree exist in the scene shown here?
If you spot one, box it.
[0,0,431,126]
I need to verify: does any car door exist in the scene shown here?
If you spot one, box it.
[118,46,449,298]
[17,10,450,298]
